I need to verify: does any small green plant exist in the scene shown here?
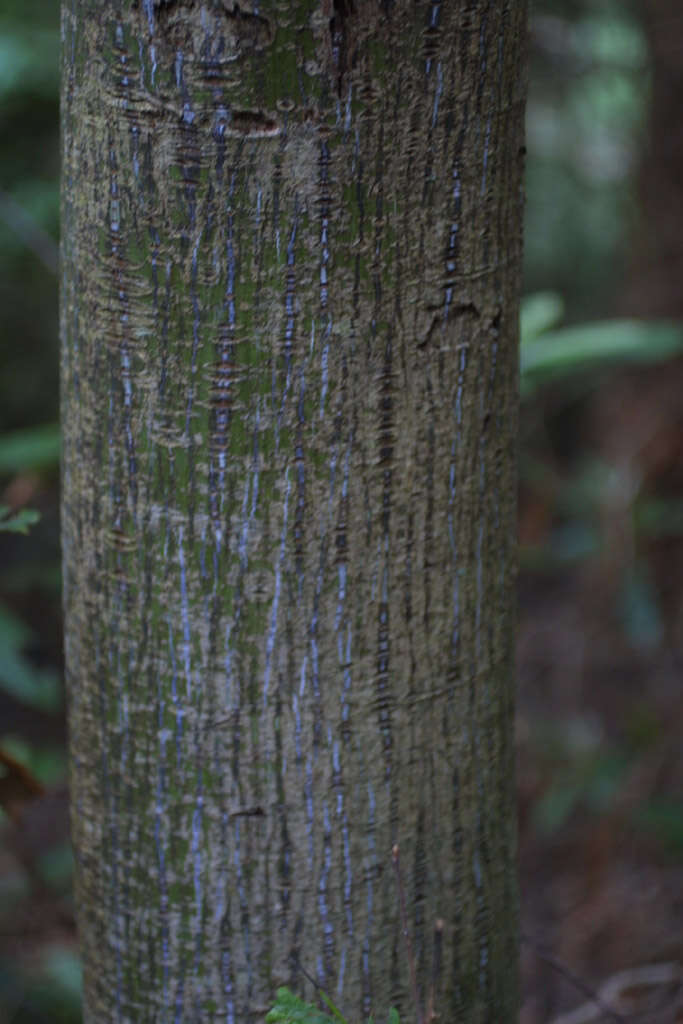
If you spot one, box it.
[266,986,400,1024]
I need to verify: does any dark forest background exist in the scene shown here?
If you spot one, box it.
[0,1,681,1020]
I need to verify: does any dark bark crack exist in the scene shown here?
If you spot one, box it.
[220,2,273,50]
[228,110,280,137]
[329,0,356,96]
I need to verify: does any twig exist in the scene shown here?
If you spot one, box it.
[292,955,347,1022]
[293,955,323,995]
[522,933,627,1023]
[549,961,682,1024]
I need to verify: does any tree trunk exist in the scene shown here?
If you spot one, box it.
[61,2,527,1021]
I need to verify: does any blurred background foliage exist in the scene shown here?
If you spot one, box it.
[1,1,682,1021]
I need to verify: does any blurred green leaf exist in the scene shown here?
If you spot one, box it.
[4,946,83,1023]
[618,564,663,651]
[634,799,683,857]
[575,15,648,70]
[41,948,82,1006]
[38,842,74,891]
[583,751,630,813]
[0,183,59,272]
[0,505,39,534]
[0,423,60,474]
[0,738,67,787]
[0,604,62,711]
[533,778,585,835]
[0,29,59,100]
[521,319,683,395]
[520,522,601,572]
[533,741,630,836]
[550,521,600,563]
[520,291,565,345]
[0,605,30,650]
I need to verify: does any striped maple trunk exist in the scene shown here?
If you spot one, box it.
[61,1,527,1020]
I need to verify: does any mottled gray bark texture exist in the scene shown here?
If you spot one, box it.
[61,1,527,1021]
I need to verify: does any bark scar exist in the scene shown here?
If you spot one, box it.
[149,0,273,53]
[229,806,265,819]
[220,2,273,50]
[418,302,481,349]
[228,110,280,137]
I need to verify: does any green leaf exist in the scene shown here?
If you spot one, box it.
[37,842,74,890]
[42,947,82,1004]
[0,603,62,711]
[0,28,59,100]
[521,319,683,396]
[0,504,40,534]
[533,778,585,834]
[0,423,61,474]
[266,989,399,1024]
[520,291,565,345]
[266,987,337,1024]
[618,563,663,651]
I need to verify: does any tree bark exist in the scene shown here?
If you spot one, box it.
[61,1,527,1021]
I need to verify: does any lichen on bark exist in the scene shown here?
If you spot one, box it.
[61,1,528,1020]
